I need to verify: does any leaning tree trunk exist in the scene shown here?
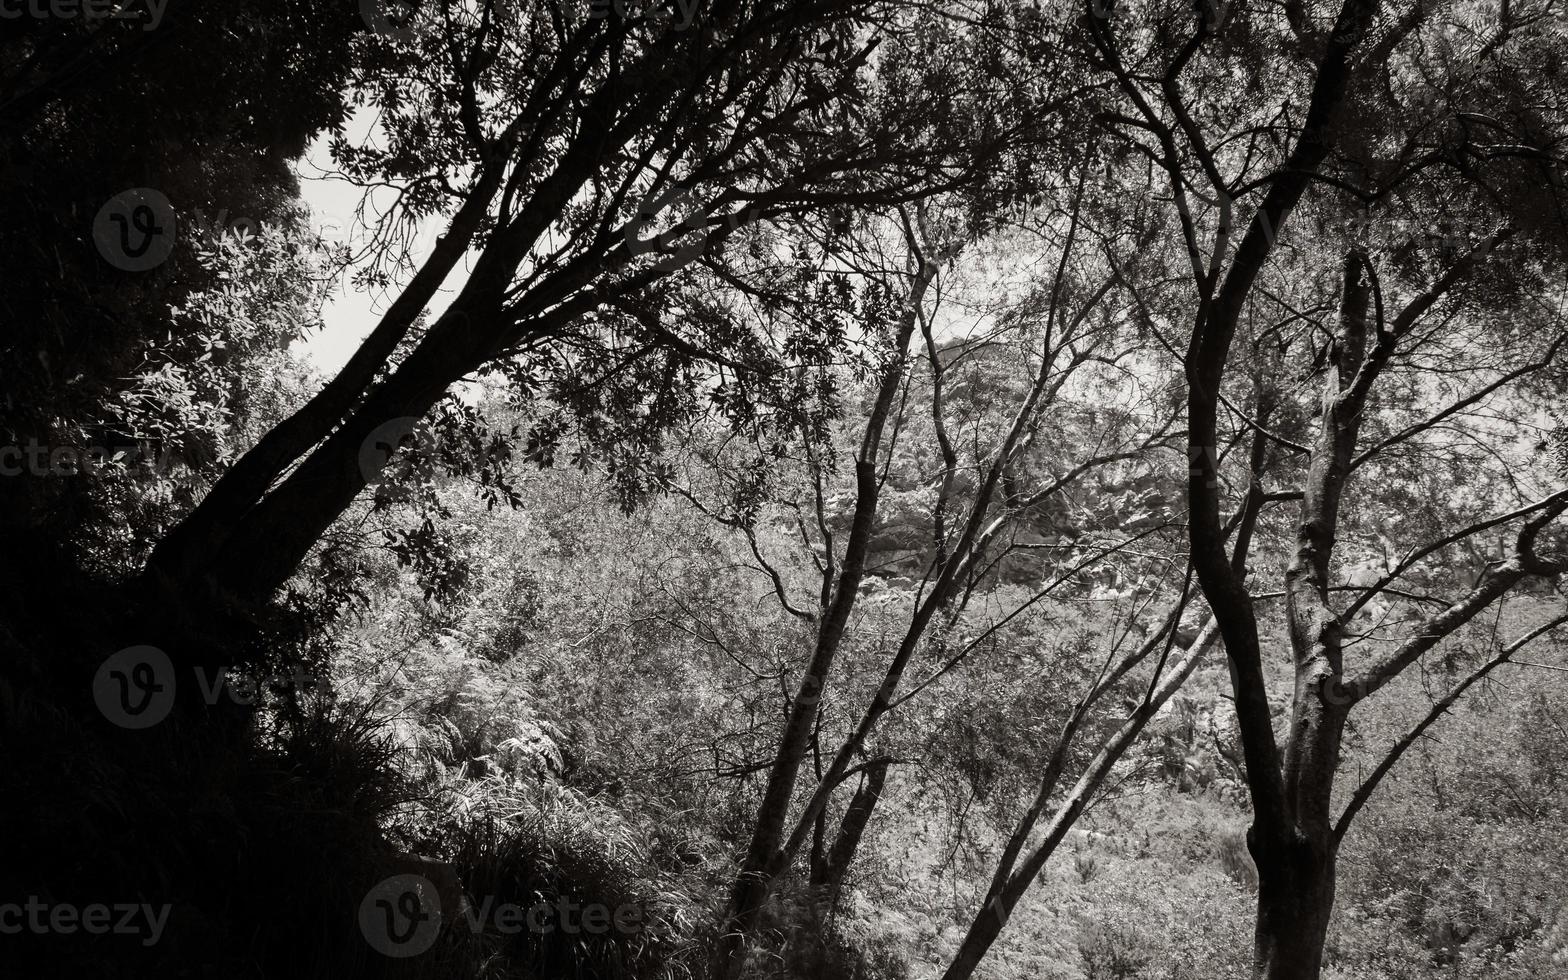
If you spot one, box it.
[809,760,888,916]
[712,261,935,980]
[938,619,1220,980]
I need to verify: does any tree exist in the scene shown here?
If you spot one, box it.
[126,0,1059,679]
[1068,0,1568,974]
[10,1,1568,976]
[663,177,1196,973]
[0,0,357,557]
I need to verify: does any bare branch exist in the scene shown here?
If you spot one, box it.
[1347,496,1568,702]
[1334,611,1568,843]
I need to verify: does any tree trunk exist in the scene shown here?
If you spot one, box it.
[810,760,888,915]
[142,160,508,592]
[1252,829,1337,980]
[710,456,887,979]
[937,619,1220,980]
[712,262,936,980]
[1246,253,1363,979]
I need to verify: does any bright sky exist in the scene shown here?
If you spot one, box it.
[288,126,461,378]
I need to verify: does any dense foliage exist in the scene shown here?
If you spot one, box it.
[2,2,1567,979]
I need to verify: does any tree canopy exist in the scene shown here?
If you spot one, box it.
[3,2,1568,979]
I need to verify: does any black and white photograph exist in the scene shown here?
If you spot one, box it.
[3,1,1568,977]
